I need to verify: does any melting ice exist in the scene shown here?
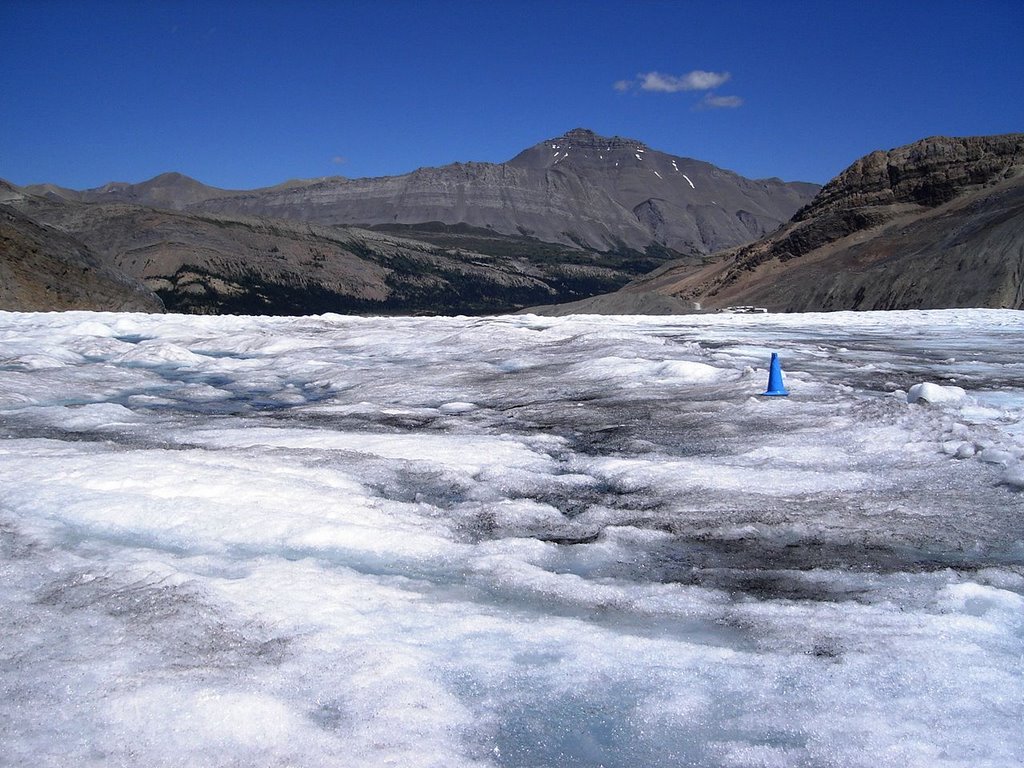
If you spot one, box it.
[1,309,1022,767]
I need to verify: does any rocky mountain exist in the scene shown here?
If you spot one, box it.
[30,129,818,256]
[529,134,1024,314]
[0,181,163,312]
[5,128,821,314]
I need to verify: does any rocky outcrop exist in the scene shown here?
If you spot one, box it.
[590,134,1024,313]
[797,134,1024,217]
[719,135,1023,276]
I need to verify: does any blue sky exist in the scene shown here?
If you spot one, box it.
[2,0,1022,189]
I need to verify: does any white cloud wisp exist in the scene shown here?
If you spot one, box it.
[699,93,744,109]
[642,70,730,92]
[614,69,731,93]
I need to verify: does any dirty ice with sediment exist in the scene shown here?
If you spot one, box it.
[0,308,1022,767]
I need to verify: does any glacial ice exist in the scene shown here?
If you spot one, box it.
[907,381,967,404]
[0,308,1021,767]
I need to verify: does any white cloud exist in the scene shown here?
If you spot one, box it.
[612,71,741,109]
[638,70,731,93]
[331,156,348,165]
[700,93,744,109]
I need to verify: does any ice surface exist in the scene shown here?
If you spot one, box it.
[907,381,968,404]
[683,173,695,189]
[1,308,1022,767]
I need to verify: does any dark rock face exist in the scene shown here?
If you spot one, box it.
[38,129,818,256]
[547,134,1024,314]
[778,179,1024,312]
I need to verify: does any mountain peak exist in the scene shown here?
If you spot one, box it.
[148,171,199,185]
[75,172,229,210]
[548,127,648,152]
[563,127,599,141]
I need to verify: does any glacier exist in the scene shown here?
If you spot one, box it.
[0,308,1022,767]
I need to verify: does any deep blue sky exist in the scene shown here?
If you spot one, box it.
[2,0,1022,190]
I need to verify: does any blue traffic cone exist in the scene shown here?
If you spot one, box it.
[762,352,789,397]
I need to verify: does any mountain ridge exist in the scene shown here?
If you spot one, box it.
[32,128,1024,317]
[3,181,648,315]
[25,128,819,256]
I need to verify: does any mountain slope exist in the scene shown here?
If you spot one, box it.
[0,182,164,312]
[34,129,818,256]
[192,128,817,254]
[502,128,818,253]
[5,187,639,315]
[534,134,1024,314]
